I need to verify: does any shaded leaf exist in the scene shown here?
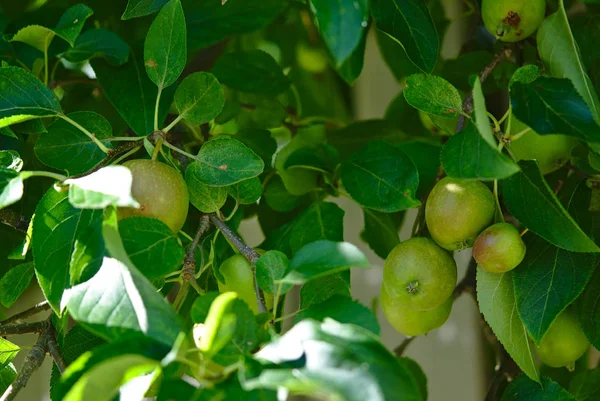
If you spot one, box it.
[575,268,600,350]
[174,72,225,125]
[501,375,575,401]
[0,262,33,308]
[226,177,262,205]
[0,169,23,210]
[360,209,400,259]
[403,74,462,117]
[256,250,292,295]
[63,29,129,66]
[569,367,600,401]
[122,0,169,19]
[186,173,227,213]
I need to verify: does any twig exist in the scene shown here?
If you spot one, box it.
[456,47,513,133]
[394,336,416,357]
[565,163,596,180]
[46,325,67,374]
[0,320,50,336]
[209,213,267,313]
[0,210,30,233]
[1,301,51,325]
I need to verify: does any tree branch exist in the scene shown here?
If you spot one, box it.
[456,47,513,133]
[46,326,67,374]
[1,301,51,325]
[209,213,267,313]
[0,320,50,337]
[394,336,416,357]
[180,215,211,296]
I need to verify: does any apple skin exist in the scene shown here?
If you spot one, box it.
[536,309,590,370]
[296,42,329,74]
[381,287,453,336]
[425,177,496,251]
[118,159,189,233]
[473,223,526,273]
[382,237,457,311]
[482,0,545,42]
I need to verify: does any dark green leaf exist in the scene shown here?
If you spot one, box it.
[0,338,19,369]
[0,262,33,308]
[185,0,285,51]
[289,201,344,253]
[65,166,139,209]
[235,128,277,172]
[371,0,439,73]
[335,20,367,85]
[70,225,107,285]
[0,169,23,210]
[144,0,186,89]
[0,66,61,127]
[308,0,368,67]
[122,0,169,19]
[63,29,129,66]
[340,140,420,212]
[398,358,427,401]
[396,141,441,198]
[191,292,219,323]
[511,77,600,144]
[569,367,600,401]
[227,177,262,205]
[0,127,16,138]
[35,112,112,175]
[282,240,369,285]
[376,29,419,82]
[212,50,289,95]
[441,124,520,180]
[256,250,292,295]
[300,273,351,309]
[0,364,16,394]
[120,217,185,279]
[295,295,380,335]
[403,74,462,117]
[263,175,304,213]
[502,161,599,252]
[360,209,400,259]
[501,375,575,401]
[174,72,225,125]
[576,268,600,350]
[186,172,227,213]
[187,137,264,186]
[537,0,600,124]
[472,77,497,148]
[284,144,339,173]
[477,268,540,382]
[213,299,259,366]
[91,49,174,136]
[243,319,424,401]
[32,190,104,312]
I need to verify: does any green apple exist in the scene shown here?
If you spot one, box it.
[536,309,590,370]
[473,222,526,273]
[482,0,546,42]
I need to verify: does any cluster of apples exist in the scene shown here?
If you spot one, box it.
[381,177,590,370]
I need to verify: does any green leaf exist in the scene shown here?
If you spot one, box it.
[441,124,520,180]
[91,49,174,136]
[7,4,93,51]
[0,169,23,210]
[120,216,185,279]
[256,250,292,295]
[477,268,540,382]
[212,50,290,95]
[300,273,351,309]
[263,175,304,213]
[63,354,159,401]
[186,137,264,186]
[0,262,33,308]
[174,72,225,125]
[403,74,462,117]
[198,292,238,357]
[514,234,595,344]
[360,209,400,259]
[289,201,344,254]
[0,127,17,138]
[0,66,61,127]
[243,319,424,401]
[576,268,600,350]
[308,0,368,67]
[396,141,441,198]
[282,240,369,285]
[190,292,219,323]
[569,367,600,401]
[472,77,497,148]
[537,0,600,124]
[0,150,23,172]
[235,128,277,172]
[213,298,260,366]
[0,364,16,394]
[336,30,367,85]
[502,161,599,252]
[186,174,227,213]
[32,189,104,312]
[64,166,139,209]
[226,177,262,205]
[70,224,107,285]
[122,0,169,19]
[398,358,427,401]
[371,0,439,73]
[185,0,285,51]
[511,77,600,144]
[340,140,420,213]
[284,144,339,173]
[63,29,129,66]
[294,295,380,335]
[0,338,19,369]
[501,375,575,401]
[63,256,181,346]
[144,0,186,89]
[35,112,113,175]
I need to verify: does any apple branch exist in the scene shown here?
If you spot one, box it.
[1,301,51,325]
[209,213,267,313]
[0,320,50,337]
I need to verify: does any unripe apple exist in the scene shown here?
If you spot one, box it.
[118,159,189,233]
[482,0,546,42]
[382,237,457,311]
[536,309,589,370]
[425,177,496,251]
[473,223,526,273]
[381,288,452,336]
[296,42,329,74]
